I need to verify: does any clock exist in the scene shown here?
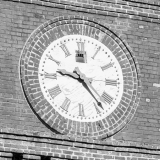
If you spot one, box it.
[38,35,123,122]
[20,16,141,139]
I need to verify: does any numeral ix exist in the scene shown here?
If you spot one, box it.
[44,72,57,79]
[48,85,61,99]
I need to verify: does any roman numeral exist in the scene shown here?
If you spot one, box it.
[105,79,117,86]
[101,92,113,104]
[76,41,87,63]
[47,55,60,65]
[93,103,101,114]
[77,41,85,52]
[96,121,103,130]
[91,46,101,59]
[44,72,57,79]
[48,85,61,99]
[61,97,71,111]
[101,62,114,71]
[60,44,71,57]
[79,103,85,117]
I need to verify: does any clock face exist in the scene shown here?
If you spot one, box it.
[20,16,140,139]
[38,35,123,122]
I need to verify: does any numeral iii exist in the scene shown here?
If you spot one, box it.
[105,79,117,86]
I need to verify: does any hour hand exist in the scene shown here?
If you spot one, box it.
[57,69,67,74]
[57,69,79,79]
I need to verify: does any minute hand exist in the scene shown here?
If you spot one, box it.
[75,67,105,104]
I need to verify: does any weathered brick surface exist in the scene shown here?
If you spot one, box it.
[0,0,160,159]
[0,134,159,160]
[19,15,141,139]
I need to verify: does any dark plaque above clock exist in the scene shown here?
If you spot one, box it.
[20,16,141,139]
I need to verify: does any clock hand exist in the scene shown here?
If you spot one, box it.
[74,67,100,96]
[57,69,93,83]
[74,67,105,109]
[57,69,79,79]
[57,69,100,107]
[81,81,104,109]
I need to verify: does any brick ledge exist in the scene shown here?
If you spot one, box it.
[0,131,160,153]
[3,0,160,24]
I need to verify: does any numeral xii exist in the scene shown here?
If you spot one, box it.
[77,42,85,52]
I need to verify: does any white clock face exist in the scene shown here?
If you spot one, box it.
[38,35,123,122]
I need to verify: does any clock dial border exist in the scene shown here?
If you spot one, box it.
[20,16,141,139]
[38,35,123,122]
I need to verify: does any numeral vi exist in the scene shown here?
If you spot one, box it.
[79,103,85,117]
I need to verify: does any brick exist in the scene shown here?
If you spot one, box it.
[0,152,12,157]
[23,154,41,159]
[115,156,125,160]
[0,0,160,160]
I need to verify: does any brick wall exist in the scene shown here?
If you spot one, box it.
[0,0,160,159]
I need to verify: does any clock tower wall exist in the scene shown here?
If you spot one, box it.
[0,0,160,159]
